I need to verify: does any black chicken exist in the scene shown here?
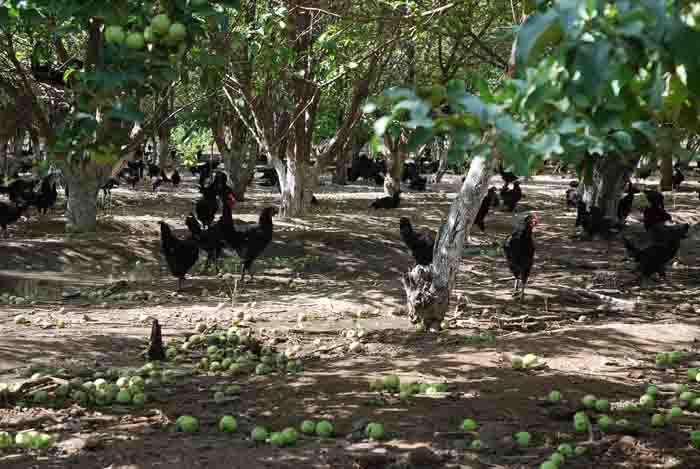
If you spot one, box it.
[408,175,427,191]
[100,178,119,205]
[369,192,400,209]
[159,221,200,290]
[501,181,522,212]
[642,190,671,230]
[623,222,689,283]
[617,181,638,224]
[33,176,58,215]
[474,187,500,232]
[672,168,684,190]
[195,184,219,229]
[186,193,236,273]
[148,163,161,179]
[498,162,519,185]
[0,200,29,237]
[576,203,622,240]
[171,170,181,187]
[399,217,435,266]
[565,181,580,209]
[503,214,539,301]
[227,206,277,282]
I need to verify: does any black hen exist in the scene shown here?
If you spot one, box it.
[618,182,638,223]
[498,162,518,185]
[474,187,500,231]
[501,181,522,212]
[171,170,181,187]
[642,190,671,230]
[672,168,684,190]
[227,206,277,282]
[369,192,400,209]
[159,221,200,290]
[503,214,539,301]
[186,193,236,272]
[408,175,427,191]
[565,181,580,209]
[577,204,622,240]
[0,201,29,237]
[33,176,58,215]
[399,217,435,265]
[195,185,219,229]
[623,222,689,283]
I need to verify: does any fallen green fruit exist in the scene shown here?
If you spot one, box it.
[470,439,483,450]
[690,430,700,448]
[33,433,53,449]
[522,354,538,367]
[549,452,565,465]
[515,431,531,448]
[251,426,268,442]
[557,443,573,456]
[639,394,655,408]
[582,394,596,408]
[300,420,316,434]
[282,427,298,445]
[382,375,400,391]
[688,368,699,381]
[646,385,658,396]
[269,432,286,447]
[548,390,562,402]
[461,418,477,431]
[511,356,524,369]
[669,406,683,419]
[116,389,132,404]
[540,462,557,469]
[316,420,334,437]
[574,445,588,456]
[132,393,146,407]
[0,431,12,448]
[597,415,611,431]
[680,391,696,402]
[219,415,237,433]
[365,422,385,440]
[33,390,49,404]
[594,399,610,412]
[651,413,665,427]
[176,415,199,433]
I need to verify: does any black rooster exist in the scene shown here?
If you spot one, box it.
[503,214,539,301]
[498,162,518,185]
[227,206,277,282]
[195,184,219,229]
[399,217,435,266]
[672,168,684,190]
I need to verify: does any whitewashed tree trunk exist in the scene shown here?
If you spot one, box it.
[581,155,629,223]
[63,161,110,233]
[402,154,495,329]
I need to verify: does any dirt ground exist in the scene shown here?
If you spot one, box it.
[1,169,700,469]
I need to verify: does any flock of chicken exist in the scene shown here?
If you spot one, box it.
[0,155,696,299]
[158,170,277,290]
[397,164,694,301]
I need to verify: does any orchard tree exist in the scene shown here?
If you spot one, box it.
[0,0,234,232]
[372,0,700,328]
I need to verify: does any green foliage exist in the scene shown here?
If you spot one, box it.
[369,0,700,174]
[2,0,235,166]
[172,126,212,168]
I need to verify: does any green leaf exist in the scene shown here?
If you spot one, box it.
[0,7,9,27]
[530,132,564,159]
[407,127,435,153]
[515,9,564,69]
[106,108,145,123]
[200,53,226,67]
[610,131,634,151]
[373,116,392,137]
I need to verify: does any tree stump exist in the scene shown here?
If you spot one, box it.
[147,319,166,361]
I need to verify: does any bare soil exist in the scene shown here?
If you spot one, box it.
[1,170,700,469]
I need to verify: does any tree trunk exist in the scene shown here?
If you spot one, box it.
[580,154,628,225]
[158,126,170,167]
[433,137,449,183]
[333,145,349,185]
[62,161,109,233]
[0,138,7,178]
[402,153,494,329]
[660,152,673,191]
[279,158,305,217]
[222,144,256,202]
